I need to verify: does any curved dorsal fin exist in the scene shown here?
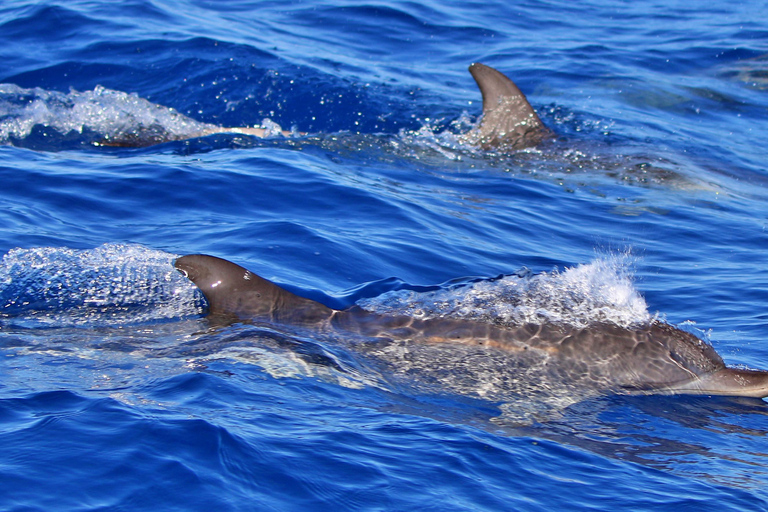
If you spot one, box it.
[467,62,548,149]
[174,254,333,325]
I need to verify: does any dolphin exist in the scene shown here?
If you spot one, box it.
[174,254,768,400]
[462,62,550,150]
[99,63,548,149]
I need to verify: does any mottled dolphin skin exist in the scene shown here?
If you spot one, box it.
[174,254,768,399]
[463,63,551,150]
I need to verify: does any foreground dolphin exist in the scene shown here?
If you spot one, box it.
[100,63,548,150]
[175,254,768,399]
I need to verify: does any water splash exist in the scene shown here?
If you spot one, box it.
[358,253,652,329]
[0,84,287,147]
[0,84,215,142]
[0,243,202,327]
[394,113,481,161]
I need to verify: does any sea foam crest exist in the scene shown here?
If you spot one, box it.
[0,243,201,327]
[358,254,652,329]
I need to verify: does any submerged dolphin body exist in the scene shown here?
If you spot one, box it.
[100,63,548,150]
[175,254,768,400]
[99,123,294,148]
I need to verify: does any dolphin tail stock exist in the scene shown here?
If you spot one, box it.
[466,62,550,150]
[174,254,334,325]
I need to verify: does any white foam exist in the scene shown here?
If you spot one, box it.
[358,253,652,329]
[0,243,201,327]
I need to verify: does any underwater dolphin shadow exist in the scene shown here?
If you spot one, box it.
[99,63,549,151]
[174,253,768,411]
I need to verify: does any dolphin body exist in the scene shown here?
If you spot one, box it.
[175,254,768,400]
[100,63,548,150]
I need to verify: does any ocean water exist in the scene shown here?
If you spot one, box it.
[1,0,768,510]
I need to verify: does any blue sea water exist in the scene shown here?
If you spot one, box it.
[1,0,768,510]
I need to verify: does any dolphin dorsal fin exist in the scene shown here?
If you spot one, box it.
[467,62,548,149]
[174,254,333,325]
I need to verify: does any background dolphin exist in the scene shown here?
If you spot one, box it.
[175,254,768,400]
[100,63,548,149]
[462,63,551,150]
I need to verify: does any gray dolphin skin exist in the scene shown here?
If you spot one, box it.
[463,63,550,150]
[175,254,768,399]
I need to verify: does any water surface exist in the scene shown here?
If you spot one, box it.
[1,0,767,510]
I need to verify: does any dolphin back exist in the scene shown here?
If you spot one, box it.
[174,254,768,399]
[174,254,334,325]
[467,63,549,149]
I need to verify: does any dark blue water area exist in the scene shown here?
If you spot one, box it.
[1,0,768,510]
